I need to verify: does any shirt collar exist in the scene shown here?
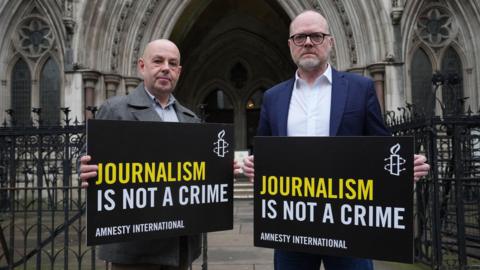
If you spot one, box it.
[144,88,176,108]
[294,64,332,89]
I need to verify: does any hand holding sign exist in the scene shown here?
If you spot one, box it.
[413,154,429,181]
[79,155,98,188]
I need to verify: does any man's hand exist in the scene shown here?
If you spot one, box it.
[79,155,98,188]
[243,155,254,182]
[233,160,242,175]
[413,154,430,181]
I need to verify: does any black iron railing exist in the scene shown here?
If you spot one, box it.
[386,104,480,270]
[1,93,479,269]
[0,107,207,270]
[0,109,95,269]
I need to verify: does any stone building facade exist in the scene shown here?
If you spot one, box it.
[0,0,478,150]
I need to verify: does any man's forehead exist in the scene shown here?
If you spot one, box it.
[290,13,328,33]
[149,51,180,59]
[292,21,325,30]
[143,41,180,58]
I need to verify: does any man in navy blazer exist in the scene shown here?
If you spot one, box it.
[243,10,430,270]
[256,70,390,138]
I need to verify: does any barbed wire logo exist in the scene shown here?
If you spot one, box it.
[384,143,406,176]
[213,129,229,158]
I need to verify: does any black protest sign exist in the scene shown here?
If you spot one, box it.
[254,136,414,263]
[86,119,233,246]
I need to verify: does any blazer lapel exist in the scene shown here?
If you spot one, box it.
[278,78,295,136]
[329,69,348,136]
[127,84,162,122]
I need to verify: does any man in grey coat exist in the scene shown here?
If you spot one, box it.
[79,39,200,270]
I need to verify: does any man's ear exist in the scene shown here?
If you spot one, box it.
[287,39,292,48]
[137,58,145,75]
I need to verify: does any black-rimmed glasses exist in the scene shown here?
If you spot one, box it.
[289,32,330,46]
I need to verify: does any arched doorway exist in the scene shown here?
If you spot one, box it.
[203,89,234,124]
[171,0,295,150]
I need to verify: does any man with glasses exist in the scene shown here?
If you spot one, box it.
[243,10,430,270]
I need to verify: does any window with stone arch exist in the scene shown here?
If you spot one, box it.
[440,47,463,115]
[9,8,61,126]
[411,47,435,117]
[11,58,32,126]
[40,57,61,125]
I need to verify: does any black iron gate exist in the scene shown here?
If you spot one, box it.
[0,110,99,269]
[0,108,211,270]
[387,106,480,270]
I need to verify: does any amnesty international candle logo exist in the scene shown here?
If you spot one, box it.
[87,120,234,246]
[213,129,229,158]
[253,136,414,263]
[384,143,406,176]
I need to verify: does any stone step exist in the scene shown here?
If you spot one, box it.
[233,181,254,199]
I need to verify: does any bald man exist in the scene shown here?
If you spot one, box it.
[243,10,430,270]
[79,39,201,270]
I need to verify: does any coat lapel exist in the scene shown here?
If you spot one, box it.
[131,109,162,122]
[329,69,348,136]
[127,84,162,122]
[278,78,295,136]
[174,103,197,123]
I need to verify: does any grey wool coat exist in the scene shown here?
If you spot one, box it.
[92,83,201,266]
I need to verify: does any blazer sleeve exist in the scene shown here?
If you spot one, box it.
[256,91,272,136]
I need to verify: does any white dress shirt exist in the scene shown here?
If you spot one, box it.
[287,64,332,136]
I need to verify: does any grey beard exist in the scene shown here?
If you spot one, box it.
[298,58,321,71]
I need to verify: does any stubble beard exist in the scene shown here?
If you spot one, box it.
[297,57,321,71]
[147,80,175,100]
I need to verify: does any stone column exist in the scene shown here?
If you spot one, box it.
[124,77,142,94]
[1,80,6,125]
[82,70,100,119]
[104,74,122,99]
[367,63,386,113]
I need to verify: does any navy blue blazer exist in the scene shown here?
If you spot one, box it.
[257,68,391,137]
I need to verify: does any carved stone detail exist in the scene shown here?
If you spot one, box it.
[131,0,160,72]
[124,76,142,94]
[63,0,75,39]
[111,1,133,72]
[14,15,54,58]
[82,70,100,89]
[330,0,357,64]
[415,5,457,47]
[104,73,122,98]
